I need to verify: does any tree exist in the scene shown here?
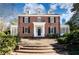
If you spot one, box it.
[66,3,79,31]
[10,18,18,25]
[0,19,4,31]
[71,3,79,12]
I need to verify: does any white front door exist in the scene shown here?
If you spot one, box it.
[33,22,45,37]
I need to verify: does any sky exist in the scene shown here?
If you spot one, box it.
[0,3,74,24]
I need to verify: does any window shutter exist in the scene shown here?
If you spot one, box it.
[48,27,50,34]
[28,17,30,23]
[54,17,56,23]
[23,27,24,33]
[48,17,50,23]
[23,17,24,23]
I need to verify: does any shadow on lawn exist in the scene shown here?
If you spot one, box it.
[51,43,68,55]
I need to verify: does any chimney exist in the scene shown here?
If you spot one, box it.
[48,8,54,15]
[25,7,30,14]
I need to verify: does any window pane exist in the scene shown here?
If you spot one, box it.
[24,17,28,23]
[25,28,28,33]
[28,28,30,33]
[54,27,56,34]
[50,17,54,23]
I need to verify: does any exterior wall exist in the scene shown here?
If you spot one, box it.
[60,25,70,36]
[18,15,60,38]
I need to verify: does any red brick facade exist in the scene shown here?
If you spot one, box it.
[18,15,60,38]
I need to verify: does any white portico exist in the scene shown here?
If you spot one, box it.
[33,22,46,37]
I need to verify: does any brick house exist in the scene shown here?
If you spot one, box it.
[18,14,60,38]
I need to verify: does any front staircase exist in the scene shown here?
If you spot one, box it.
[15,39,58,54]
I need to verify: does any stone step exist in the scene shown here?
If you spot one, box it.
[23,45,52,47]
[12,52,59,55]
[20,46,54,50]
[16,49,55,53]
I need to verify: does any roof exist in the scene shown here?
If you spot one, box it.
[18,14,61,17]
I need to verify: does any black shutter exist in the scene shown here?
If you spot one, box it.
[23,17,24,23]
[28,17,30,23]
[48,27,50,34]
[23,27,24,33]
[54,17,56,23]
[48,17,50,23]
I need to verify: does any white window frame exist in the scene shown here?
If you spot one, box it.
[50,16,54,23]
[24,17,29,23]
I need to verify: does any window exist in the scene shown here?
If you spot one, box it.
[25,28,28,33]
[54,27,56,34]
[24,17,30,23]
[50,17,54,23]
[24,27,30,33]
[50,27,54,34]
[48,17,55,23]
[48,27,54,34]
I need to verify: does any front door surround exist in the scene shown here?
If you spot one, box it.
[33,22,46,37]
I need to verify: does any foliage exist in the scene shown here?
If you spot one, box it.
[0,32,17,55]
[0,32,6,37]
[66,12,79,31]
[63,33,69,37]
[57,37,67,44]
[3,29,10,35]
[0,20,4,31]
[66,3,79,31]
[71,3,79,12]
[10,19,18,25]
[57,30,79,54]
[66,30,79,44]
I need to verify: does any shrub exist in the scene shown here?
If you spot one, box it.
[0,32,6,37]
[3,29,10,35]
[57,37,67,44]
[63,33,69,37]
[60,30,79,54]
[66,30,79,44]
[0,32,17,55]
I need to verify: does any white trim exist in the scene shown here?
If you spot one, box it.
[18,14,60,17]
[33,22,46,37]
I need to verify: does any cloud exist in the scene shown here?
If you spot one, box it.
[49,3,74,24]
[24,3,46,14]
[59,3,74,24]
[50,4,58,10]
